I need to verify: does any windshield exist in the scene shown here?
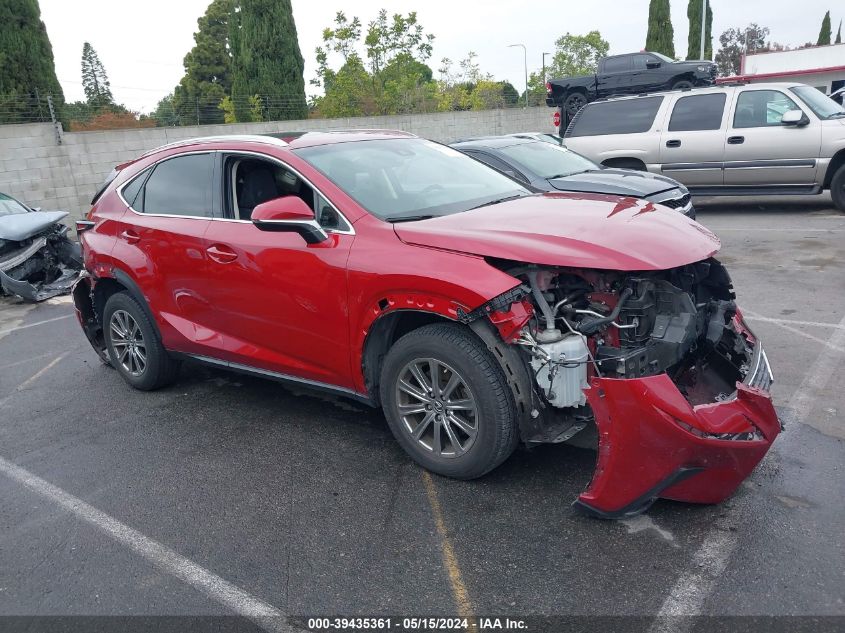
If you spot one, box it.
[0,192,30,217]
[498,141,598,179]
[296,138,530,221]
[791,86,845,119]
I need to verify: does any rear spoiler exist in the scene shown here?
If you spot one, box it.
[90,160,135,205]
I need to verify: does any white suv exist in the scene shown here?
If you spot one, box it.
[562,82,845,210]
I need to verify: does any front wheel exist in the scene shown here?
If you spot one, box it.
[671,80,694,90]
[831,165,845,211]
[379,323,519,479]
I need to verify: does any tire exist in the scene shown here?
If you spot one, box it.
[379,323,519,479]
[831,165,845,211]
[671,80,694,90]
[563,92,588,117]
[103,292,180,391]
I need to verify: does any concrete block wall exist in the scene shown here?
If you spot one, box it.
[0,106,553,221]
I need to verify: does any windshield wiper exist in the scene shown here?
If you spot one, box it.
[384,214,437,223]
[826,112,845,119]
[468,194,527,211]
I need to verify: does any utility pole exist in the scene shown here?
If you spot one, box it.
[699,0,707,59]
[508,43,528,108]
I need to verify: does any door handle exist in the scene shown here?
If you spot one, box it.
[206,244,238,264]
[727,136,745,145]
[119,229,140,244]
[665,139,682,148]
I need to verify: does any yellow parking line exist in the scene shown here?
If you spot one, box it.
[421,470,477,632]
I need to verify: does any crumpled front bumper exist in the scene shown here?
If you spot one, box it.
[573,346,780,518]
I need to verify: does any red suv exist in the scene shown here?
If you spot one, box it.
[73,131,779,518]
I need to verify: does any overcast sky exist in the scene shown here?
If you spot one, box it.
[39,0,840,112]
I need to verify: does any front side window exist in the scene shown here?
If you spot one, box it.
[567,96,663,137]
[632,54,659,70]
[296,139,530,222]
[498,142,597,179]
[733,90,802,128]
[668,93,727,131]
[141,153,214,217]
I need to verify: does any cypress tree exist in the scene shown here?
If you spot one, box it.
[836,20,842,44]
[817,11,832,45]
[81,42,114,107]
[646,0,676,59]
[230,0,308,122]
[686,0,713,60]
[173,0,233,125]
[0,0,65,124]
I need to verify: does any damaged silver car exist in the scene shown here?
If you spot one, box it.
[0,192,82,302]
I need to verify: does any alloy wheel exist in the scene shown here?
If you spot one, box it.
[109,309,147,377]
[395,358,478,458]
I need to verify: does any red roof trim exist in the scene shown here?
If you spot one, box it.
[718,64,845,83]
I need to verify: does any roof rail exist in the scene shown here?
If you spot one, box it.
[139,134,290,159]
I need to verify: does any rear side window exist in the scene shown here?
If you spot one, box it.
[120,168,149,209]
[566,97,663,137]
[603,56,631,72]
[141,153,214,217]
[668,93,727,131]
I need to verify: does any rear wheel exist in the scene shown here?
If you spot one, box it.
[564,92,588,117]
[379,323,518,479]
[103,292,180,391]
[831,165,845,211]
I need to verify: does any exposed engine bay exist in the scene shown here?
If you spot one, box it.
[0,211,83,302]
[489,258,772,444]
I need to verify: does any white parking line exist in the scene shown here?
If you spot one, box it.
[0,314,73,337]
[0,456,292,631]
[744,312,845,330]
[649,314,845,632]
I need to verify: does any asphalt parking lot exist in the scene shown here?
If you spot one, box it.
[1,198,844,632]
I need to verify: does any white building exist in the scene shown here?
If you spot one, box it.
[725,43,845,94]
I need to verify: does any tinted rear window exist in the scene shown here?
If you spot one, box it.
[566,96,663,137]
[142,154,213,217]
[668,93,726,131]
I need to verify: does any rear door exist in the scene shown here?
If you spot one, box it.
[111,152,217,355]
[723,88,821,186]
[596,56,633,96]
[658,90,730,186]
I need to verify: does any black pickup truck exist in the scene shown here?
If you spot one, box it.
[546,51,718,117]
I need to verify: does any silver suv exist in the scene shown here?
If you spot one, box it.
[562,82,845,210]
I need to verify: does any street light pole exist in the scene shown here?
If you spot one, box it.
[542,52,551,82]
[508,43,528,108]
[699,0,706,59]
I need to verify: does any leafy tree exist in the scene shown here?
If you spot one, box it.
[81,42,114,107]
[715,24,769,76]
[151,93,179,126]
[314,9,436,116]
[172,0,233,125]
[230,0,308,122]
[817,11,832,45]
[836,20,842,44]
[686,0,713,60]
[646,0,675,58]
[0,0,65,124]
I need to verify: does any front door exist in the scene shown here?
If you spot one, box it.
[200,153,357,390]
[723,88,822,186]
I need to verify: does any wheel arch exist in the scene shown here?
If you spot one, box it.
[823,149,845,188]
[91,268,164,344]
[602,157,647,171]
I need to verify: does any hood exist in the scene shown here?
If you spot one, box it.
[548,168,680,198]
[0,211,68,242]
[393,193,719,271]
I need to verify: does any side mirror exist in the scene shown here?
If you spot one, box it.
[251,196,328,244]
[781,110,809,127]
[646,61,661,69]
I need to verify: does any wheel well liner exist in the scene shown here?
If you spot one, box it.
[602,157,647,171]
[823,149,845,188]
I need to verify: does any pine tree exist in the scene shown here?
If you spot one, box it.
[172,0,233,125]
[686,0,713,60]
[0,0,65,124]
[81,42,114,107]
[230,0,308,122]
[817,11,832,45]
[646,0,676,59]
[835,20,842,44]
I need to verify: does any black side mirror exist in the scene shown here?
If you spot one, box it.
[646,61,661,69]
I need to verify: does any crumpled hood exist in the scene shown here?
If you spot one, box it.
[548,169,680,198]
[393,193,720,271]
[0,211,68,242]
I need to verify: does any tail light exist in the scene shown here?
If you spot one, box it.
[545,82,552,93]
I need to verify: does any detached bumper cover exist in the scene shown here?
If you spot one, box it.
[574,349,779,518]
